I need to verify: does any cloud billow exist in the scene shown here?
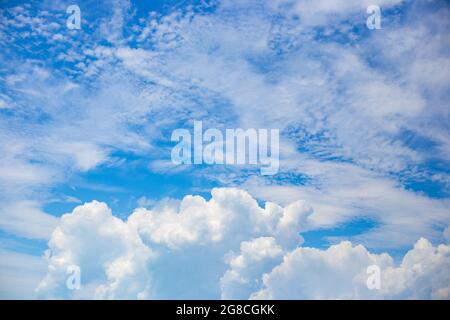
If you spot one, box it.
[37,188,450,299]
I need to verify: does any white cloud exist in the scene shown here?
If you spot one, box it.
[220,237,284,299]
[36,189,450,299]
[0,249,47,299]
[128,188,311,249]
[0,201,58,240]
[37,188,311,298]
[265,0,403,26]
[251,241,392,299]
[37,201,153,299]
[444,226,450,243]
[46,141,108,172]
[242,159,450,249]
[251,237,450,299]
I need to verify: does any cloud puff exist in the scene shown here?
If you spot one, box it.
[220,237,284,299]
[251,238,450,299]
[128,188,312,249]
[37,188,450,299]
[37,201,153,299]
[37,188,311,299]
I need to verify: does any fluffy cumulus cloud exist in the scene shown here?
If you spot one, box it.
[128,188,311,249]
[38,188,311,299]
[252,238,450,299]
[37,201,153,299]
[37,188,450,299]
[220,237,284,299]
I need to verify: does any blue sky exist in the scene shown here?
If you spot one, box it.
[0,0,450,299]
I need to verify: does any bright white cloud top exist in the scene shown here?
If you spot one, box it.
[36,188,450,299]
